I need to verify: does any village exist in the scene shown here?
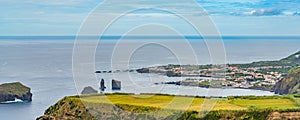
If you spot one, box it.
[140,64,293,91]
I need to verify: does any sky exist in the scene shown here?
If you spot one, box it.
[0,0,300,36]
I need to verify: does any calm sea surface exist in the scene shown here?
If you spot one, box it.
[0,38,299,120]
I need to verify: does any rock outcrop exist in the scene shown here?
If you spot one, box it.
[0,82,32,103]
[37,96,94,120]
[100,79,106,91]
[81,86,98,94]
[275,67,300,95]
[112,80,121,90]
[266,111,300,120]
[136,68,150,73]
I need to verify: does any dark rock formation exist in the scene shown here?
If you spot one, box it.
[0,82,32,103]
[81,86,98,94]
[166,71,181,77]
[136,68,150,73]
[275,67,300,95]
[100,79,106,91]
[112,80,121,90]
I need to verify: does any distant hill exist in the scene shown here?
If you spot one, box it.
[235,51,300,67]
[281,51,300,63]
[232,51,300,74]
[275,67,300,95]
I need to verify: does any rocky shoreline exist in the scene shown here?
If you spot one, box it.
[157,81,274,92]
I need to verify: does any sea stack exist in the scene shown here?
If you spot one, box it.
[100,79,106,91]
[0,82,32,103]
[112,79,121,90]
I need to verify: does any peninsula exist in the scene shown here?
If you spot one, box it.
[137,51,300,91]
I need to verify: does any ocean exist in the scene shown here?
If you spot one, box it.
[0,38,299,119]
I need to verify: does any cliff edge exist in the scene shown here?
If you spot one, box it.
[275,67,300,95]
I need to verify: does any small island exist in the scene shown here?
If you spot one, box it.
[0,82,32,103]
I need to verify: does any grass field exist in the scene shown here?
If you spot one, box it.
[79,94,299,111]
[42,94,300,120]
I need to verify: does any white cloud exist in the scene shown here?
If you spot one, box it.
[247,8,281,16]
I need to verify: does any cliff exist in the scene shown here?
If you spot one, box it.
[0,82,32,103]
[275,67,300,95]
[36,96,93,120]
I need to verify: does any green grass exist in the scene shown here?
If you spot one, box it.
[0,82,30,96]
[41,94,300,120]
[199,81,211,86]
[79,94,299,111]
[288,67,300,74]
[231,98,297,109]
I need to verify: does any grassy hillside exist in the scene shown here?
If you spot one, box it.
[38,93,300,120]
[80,94,297,111]
[275,67,300,95]
[288,67,300,75]
[231,51,300,74]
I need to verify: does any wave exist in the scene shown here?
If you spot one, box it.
[0,98,25,104]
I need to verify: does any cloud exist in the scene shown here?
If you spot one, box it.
[247,8,282,16]
[1,0,300,36]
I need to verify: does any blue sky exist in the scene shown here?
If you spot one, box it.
[0,0,300,36]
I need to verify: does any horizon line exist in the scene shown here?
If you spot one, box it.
[1,35,300,40]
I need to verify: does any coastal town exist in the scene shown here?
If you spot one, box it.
[137,64,294,91]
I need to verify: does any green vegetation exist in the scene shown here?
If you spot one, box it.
[0,82,30,96]
[79,94,298,111]
[160,51,299,74]
[38,93,300,120]
[232,51,300,73]
[288,67,300,75]
[275,67,300,95]
[40,96,93,120]
[198,81,211,86]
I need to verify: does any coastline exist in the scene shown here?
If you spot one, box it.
[157,81,274,92]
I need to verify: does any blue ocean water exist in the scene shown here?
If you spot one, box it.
[0,38,299,119]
